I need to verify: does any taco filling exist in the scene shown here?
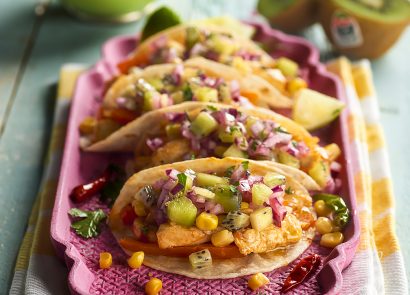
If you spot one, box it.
[79,64,251,147]
[113,161,315,259]
[140,106,341,191]
[119,25,308,97]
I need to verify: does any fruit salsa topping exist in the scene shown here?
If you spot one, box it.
[121,162,316,255]
[146,106,341,190]
[148,27,263,67]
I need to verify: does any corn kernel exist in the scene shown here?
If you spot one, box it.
[248,273,270,291]
[145,277,162,295]
[127,251,144,269]
[132,200,147,217]
[314,200,332,217]
[79,117,97,134]
[320,232,344,248]
[287,77,307,96]
[240,202,249,209]
[316,217,333,234]
[196,212,218,231]
[211,230,235,247]
[99,252,112,269]
[324,143,341,162]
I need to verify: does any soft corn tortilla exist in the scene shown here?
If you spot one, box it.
[109,157,317,279]
[86,101,318,153]
[105,57,290,111]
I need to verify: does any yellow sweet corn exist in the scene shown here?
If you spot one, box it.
[127,251,144,269]
[287,77,307,96]
[79,117,97,135]
[145,277,162,295]
[240,202,249,209]
[195,212,218,231]
[99,252,112,269]
[132,199,147,217]
[324,143,341,162]
[211,230,235,247]
[248,273,270,291]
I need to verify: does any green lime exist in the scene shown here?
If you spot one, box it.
[141,6,182,41]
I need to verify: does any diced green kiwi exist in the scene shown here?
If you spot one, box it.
[195,172,229,187]
[194,87,219,102]
[263,172,286,187]
[189,249,212,269]
[213,184,241,212]
[222,211,250,231]
[190,112,218,136]
[166,196,198,227]
[223,144,248,159]
[277,151,300,169]
[218,126,243,143]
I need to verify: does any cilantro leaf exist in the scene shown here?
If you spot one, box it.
[241,161,249,170]
[275,126,289,134]
[206,105,218,111]
[69,208,106,239]
[229,185,238,193]
[183,85,193,101]
[225,166,235,177]
[285,187,294,194]
[177,173,188,187]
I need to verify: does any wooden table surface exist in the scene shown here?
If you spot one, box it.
[0,0,409,293]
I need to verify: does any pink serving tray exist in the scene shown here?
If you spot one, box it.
[51,22,360,294]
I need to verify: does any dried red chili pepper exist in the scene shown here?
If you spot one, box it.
[70,167,112,203]
[281,254,321,293]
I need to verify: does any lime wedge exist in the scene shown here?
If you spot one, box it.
[141,6,182,41]
[292,89,345,131]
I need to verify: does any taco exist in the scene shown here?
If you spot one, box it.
[117,23,308,98]
[109,157,319,279]
[86,102,341,190]
[79,57,291,148]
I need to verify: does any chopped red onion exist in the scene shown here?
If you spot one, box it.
[165,169,179,180]
[165,112,186,123]
[248,175,263,185]
[235,49,261,61]
[269,196,287,227]
[153,179,166,191]
[230,80,240,100]
[146,137,164,151]
[238,179,252,202]
[330,161,342,173]
[209,203,224,215]
[204,50,219,61]
[157,189,171,209]
[163,179,177,192]
[151,35,167,50]
[212,111,236,126]
[250,121,264,137]
[324,178,336,193]
[231,164,248,182]
[170,64,184,85]
[153,208,168,225]
[189,43,206,57]
[237,96,253,107]
[170,183,184,195]
[116,96,127,107]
